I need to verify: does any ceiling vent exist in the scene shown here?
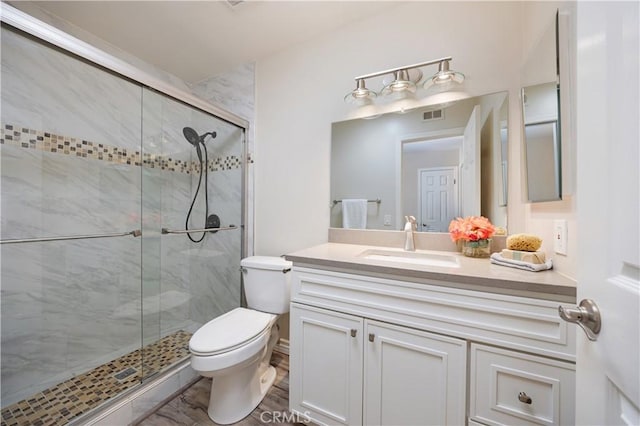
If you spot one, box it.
[422,109,444,122]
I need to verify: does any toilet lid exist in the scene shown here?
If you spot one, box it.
[189,307,275,356]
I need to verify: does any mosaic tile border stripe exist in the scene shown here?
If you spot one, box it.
[0,330,192,426]
[0,124,242,173]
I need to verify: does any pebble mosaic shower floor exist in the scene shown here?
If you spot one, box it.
[1,330,192,426]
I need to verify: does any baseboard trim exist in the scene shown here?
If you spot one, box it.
[274,338,290,355]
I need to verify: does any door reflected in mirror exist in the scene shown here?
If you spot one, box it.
[330,92,508,232]
[521,82,561,202]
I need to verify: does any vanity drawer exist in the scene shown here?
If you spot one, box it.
[291,268,576,361]
[469,344,575,426]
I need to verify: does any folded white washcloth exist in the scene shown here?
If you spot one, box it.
[490,252,553,272]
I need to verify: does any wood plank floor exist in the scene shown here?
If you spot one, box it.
[136,352,306,426]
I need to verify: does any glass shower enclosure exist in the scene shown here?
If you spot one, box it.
[0,20,246,424]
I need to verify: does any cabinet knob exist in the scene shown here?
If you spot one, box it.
[518,392,532,404]
[369,333,375,342]
[350,329,357,338]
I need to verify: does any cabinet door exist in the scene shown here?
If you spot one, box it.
[364,320,467,426]
[290,303,363,426]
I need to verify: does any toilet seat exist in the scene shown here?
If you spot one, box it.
[190,307,275,356]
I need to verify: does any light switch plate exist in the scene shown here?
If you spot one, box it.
[383,214,392,226]
[554,219,568,255]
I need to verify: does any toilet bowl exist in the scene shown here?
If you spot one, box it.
[189,256,292,424]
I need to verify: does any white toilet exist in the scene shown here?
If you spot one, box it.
[189,256,292,424]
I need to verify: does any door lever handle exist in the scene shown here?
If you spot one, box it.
[558,299,601,341]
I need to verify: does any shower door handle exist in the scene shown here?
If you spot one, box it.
[161,225,238,234]
[0,229,141,244]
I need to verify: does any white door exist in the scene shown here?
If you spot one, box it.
[289,304,363,426]
[419,167,458,232]
[461,105,481,217]
[364,320,467,426]
[571,2,639,424]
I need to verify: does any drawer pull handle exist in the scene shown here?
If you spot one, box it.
[518,392,532,404]
[369,333,375,342]
[350,329,357,338]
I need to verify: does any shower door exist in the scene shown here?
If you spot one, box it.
[0,21,246,423]
[0,24,145,411]
[140,88,245,380]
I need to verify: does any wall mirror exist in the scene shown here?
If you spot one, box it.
[522,82,561,201]
[330,91,508,232]
[521,10,562,202]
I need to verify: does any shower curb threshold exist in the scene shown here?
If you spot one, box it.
[68,358,198,426]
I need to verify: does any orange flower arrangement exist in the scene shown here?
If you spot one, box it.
[448,216,496,242]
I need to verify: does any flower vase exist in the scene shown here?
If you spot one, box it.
[462,239,491,258]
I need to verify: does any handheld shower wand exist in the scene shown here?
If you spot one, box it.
[182,127,217,243]
[183,127,203,162]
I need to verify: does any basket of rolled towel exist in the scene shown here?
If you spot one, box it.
[490,233,553,272]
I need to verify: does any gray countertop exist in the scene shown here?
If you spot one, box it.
[285,243,577,303]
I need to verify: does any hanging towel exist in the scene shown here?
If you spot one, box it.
[342,199,368,229]
[490,252,553,272]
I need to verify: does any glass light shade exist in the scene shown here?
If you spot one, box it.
[344,79,377,104]
[424,60,465,90]
[380,69,418,97]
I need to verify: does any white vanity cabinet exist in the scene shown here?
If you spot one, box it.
[289,304,364,426]
[288,266,576,426]
[363,320,466,426]
[290,304,467,426]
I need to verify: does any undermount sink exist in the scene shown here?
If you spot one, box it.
[358,249,461,268]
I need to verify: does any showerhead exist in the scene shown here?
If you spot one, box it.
[183,127,203,162]
[183,127,216,163]
[183,127,201,147]
[183,127,217,144]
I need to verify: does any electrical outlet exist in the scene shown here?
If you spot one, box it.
[554,220,568,255]
[383,215,392,226]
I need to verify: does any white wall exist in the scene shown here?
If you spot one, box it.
[255,1,523,256]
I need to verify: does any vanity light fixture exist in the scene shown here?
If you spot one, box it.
[344,56,464,105]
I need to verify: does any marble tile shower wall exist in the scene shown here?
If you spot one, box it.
[192,62,255,255]
[0,27,243,407]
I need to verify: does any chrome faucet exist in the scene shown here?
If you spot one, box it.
[404,215,417,251]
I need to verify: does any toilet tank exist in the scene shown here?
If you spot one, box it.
[240,256,292,314]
